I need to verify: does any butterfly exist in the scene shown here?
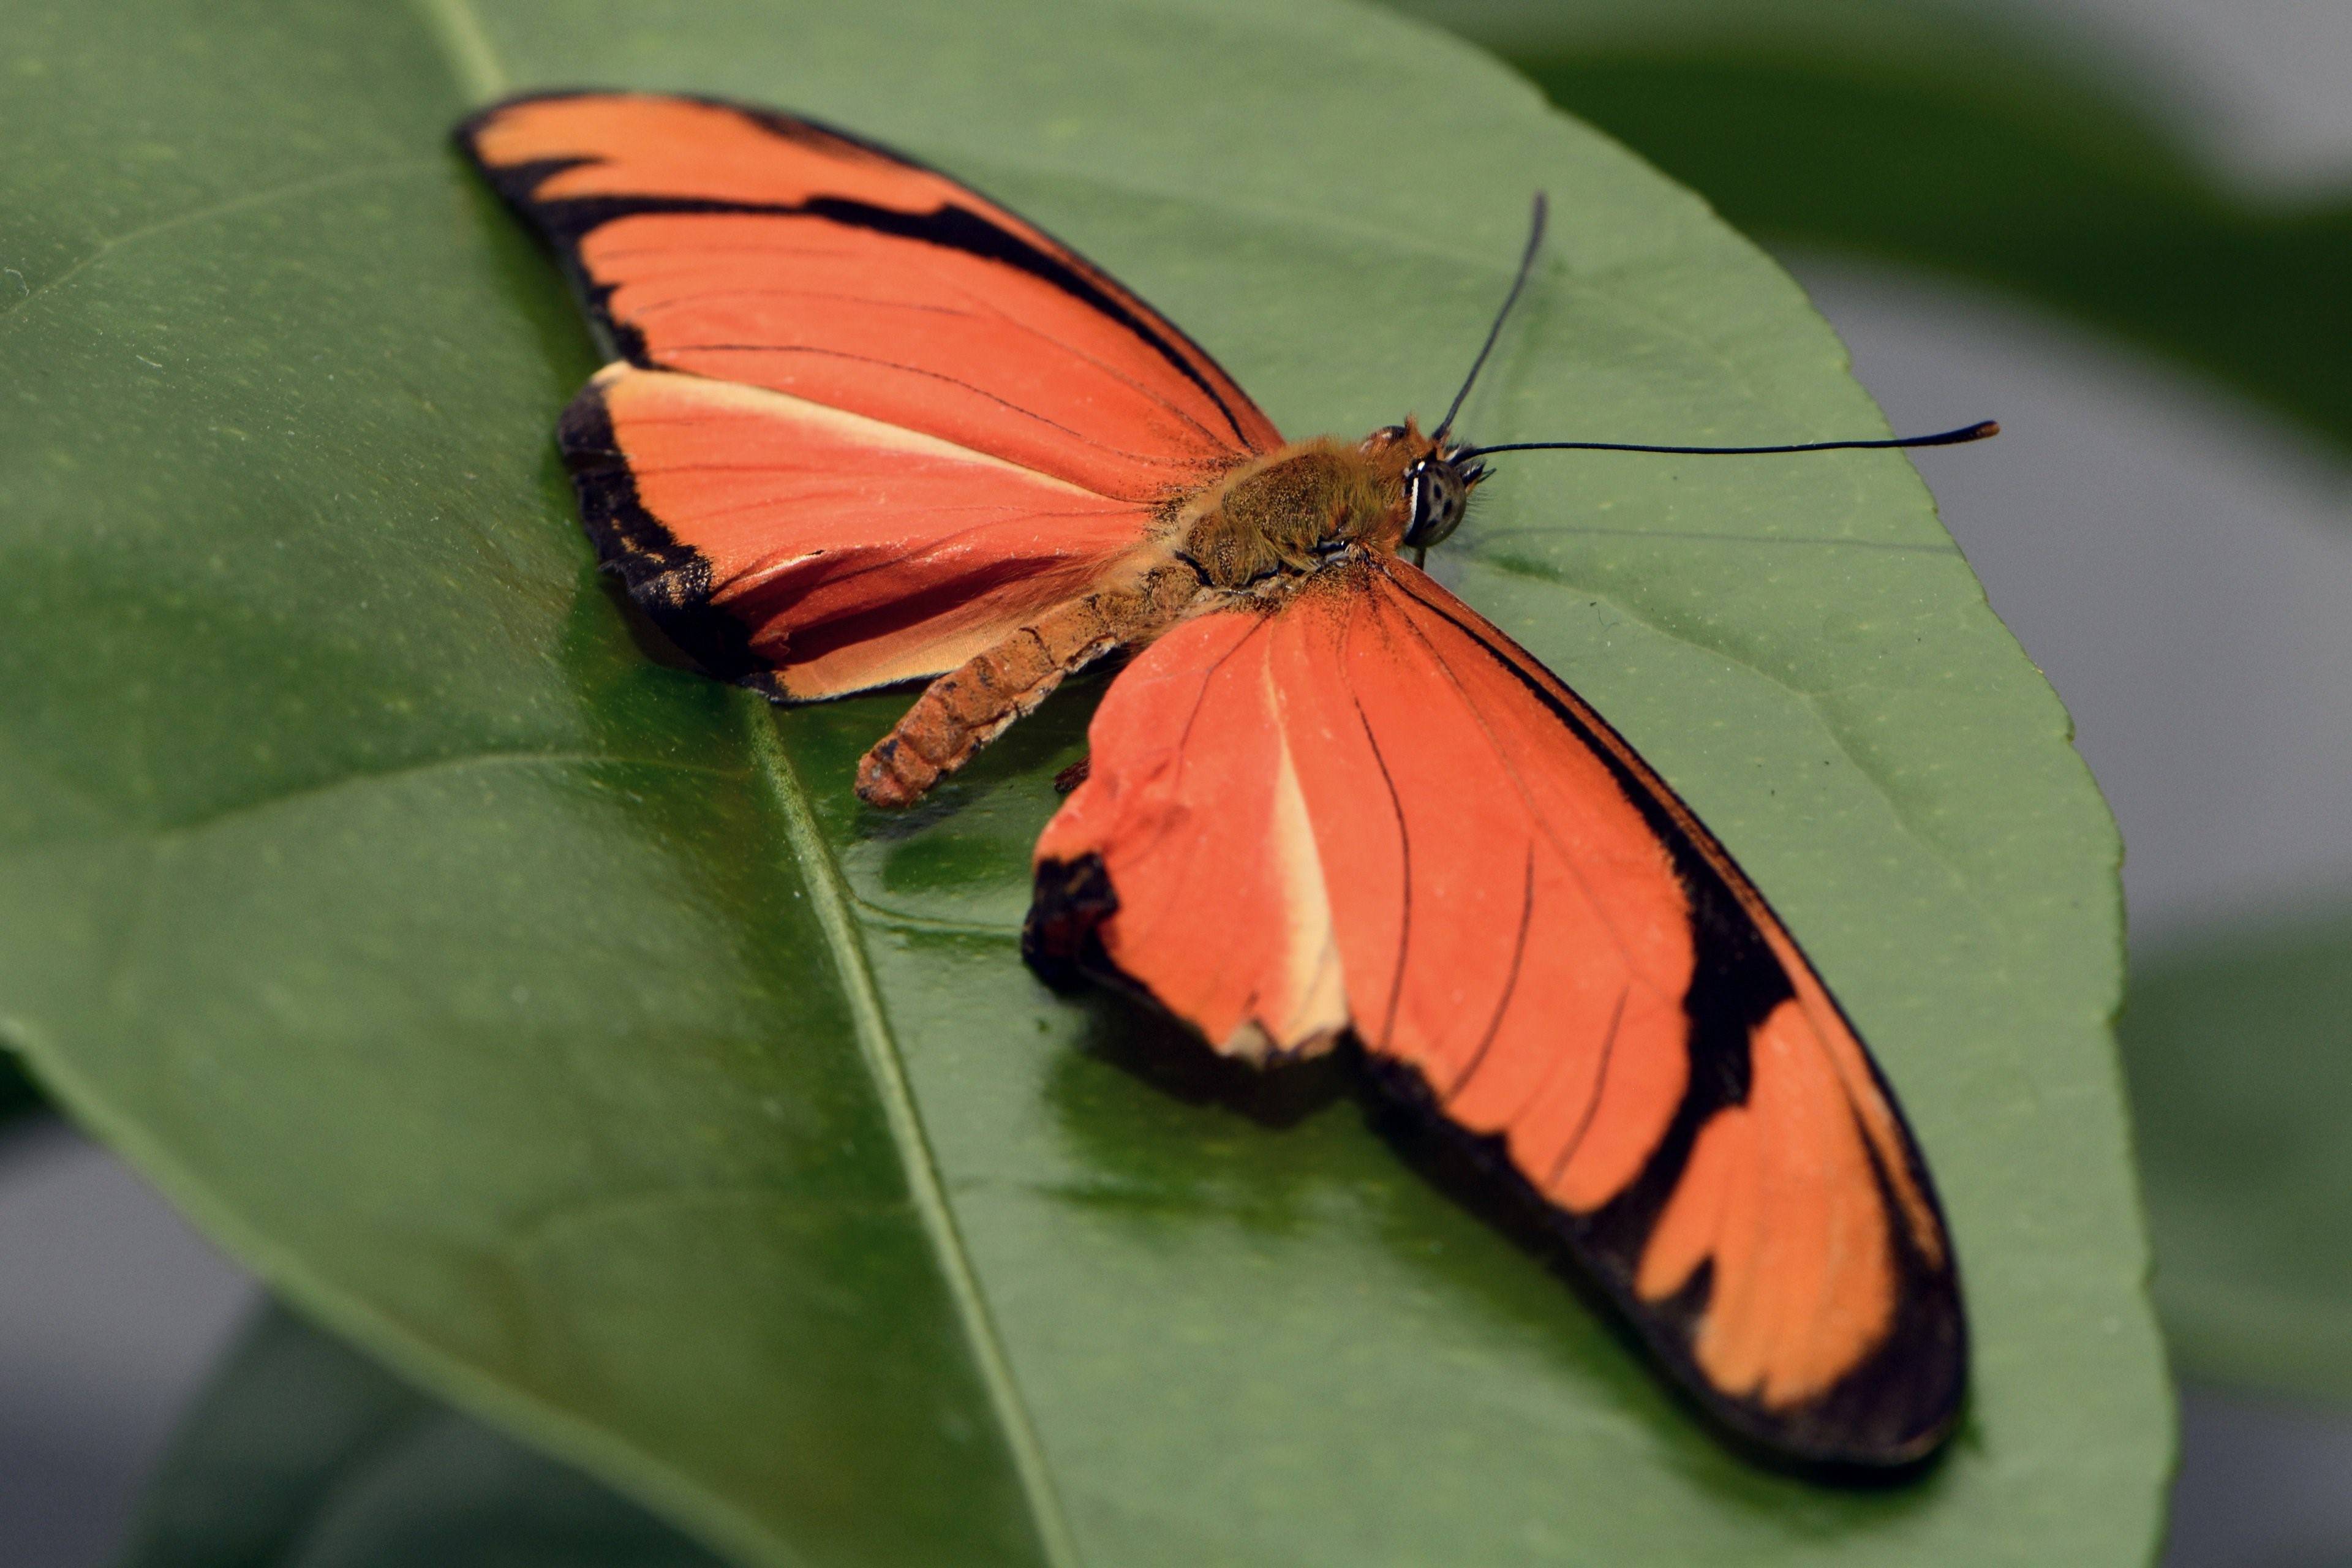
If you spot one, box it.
[461,91,1978,1468]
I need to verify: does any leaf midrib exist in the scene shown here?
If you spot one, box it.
[731,694,1082,1566]
[403,1,1084,1558]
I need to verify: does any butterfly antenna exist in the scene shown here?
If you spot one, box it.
[1431,192,1549,445]
[1453,420,2000,461]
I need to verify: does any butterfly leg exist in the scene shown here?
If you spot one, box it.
[855,562,1202,807]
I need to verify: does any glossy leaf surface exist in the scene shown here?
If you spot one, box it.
[0,0,2166,1562]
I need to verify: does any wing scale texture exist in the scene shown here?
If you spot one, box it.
[460,92,1280,696]
[1030,561,1964,1463]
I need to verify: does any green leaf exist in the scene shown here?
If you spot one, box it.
[1397,0,2352,462]
[2122,905,2352,1404]
[121,1302,727,1568]
[1,0,2165,1564]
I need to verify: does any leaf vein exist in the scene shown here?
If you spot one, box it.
[734,694,1081,1568]
[0,160,443,329]
[132,751,741,842]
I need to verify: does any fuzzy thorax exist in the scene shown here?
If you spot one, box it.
[1171,421,1440,591]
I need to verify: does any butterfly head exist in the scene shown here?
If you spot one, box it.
[1362,418,1490,552]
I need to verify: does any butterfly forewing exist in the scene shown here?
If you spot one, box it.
[557,364,1157,698]
[458,91,1278,698]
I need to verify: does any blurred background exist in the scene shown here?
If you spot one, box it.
[4,0,2346,1562]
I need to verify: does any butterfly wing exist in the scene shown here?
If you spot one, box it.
[556,362,1163,699]
[461,92,1280,698]
[1027,560,1964,1464]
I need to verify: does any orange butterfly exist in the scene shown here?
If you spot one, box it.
[462,91,1977,1467]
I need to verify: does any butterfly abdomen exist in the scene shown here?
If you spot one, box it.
[857,436,1420,807]
[855,562,1200,807]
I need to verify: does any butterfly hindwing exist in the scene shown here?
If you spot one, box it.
[1027,560,1964,1464]
[558,364,1161,699]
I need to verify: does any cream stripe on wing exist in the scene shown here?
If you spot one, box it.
[592,361,1107,499]
[1219,671,1349,1065]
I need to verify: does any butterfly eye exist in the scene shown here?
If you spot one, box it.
[1401,458,1468,549]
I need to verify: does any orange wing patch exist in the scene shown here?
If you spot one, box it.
[1636,998,1896,1409]
[1028,561,1964,1464]
[1285,568,1698,1216]
[1031,610,1350,1061]
[463,93,1280,504]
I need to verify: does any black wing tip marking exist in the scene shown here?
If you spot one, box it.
[1023,853,1121,993]
[454,93,657,367]
[556,378,774,688]
[1023,854,1209,1035]
[1362,1049,1967,1472]
[451,88,627,202]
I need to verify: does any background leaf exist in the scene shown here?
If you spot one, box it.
[1,0,2166,1564]
[1396,0,2352,464]
[120,1303,726,1568]
[2120,903,2352,1405]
